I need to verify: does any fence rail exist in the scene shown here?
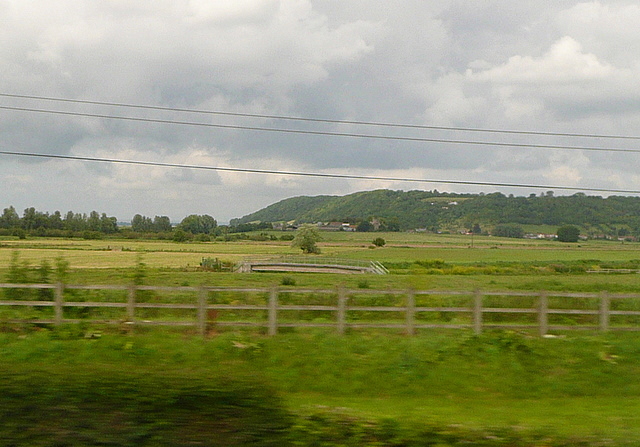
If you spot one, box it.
[1,283,640,336]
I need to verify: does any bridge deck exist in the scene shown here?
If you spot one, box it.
[238,261,379,274]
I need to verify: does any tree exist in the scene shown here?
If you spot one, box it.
[0,206,20,229]
[557,225,580,242]
[131,214,153,232]
[381,217,400,232]
[291,224,321,254]
[100,213,118,233]
[153,215,172,232]
[22,207,37,230]
[172,229,190,243]
[356,220,373,232]
[49,211,64,230]
[87,211,101,232]
[63,211,87,232]
[178,214,217,234]
[372,237,386,247]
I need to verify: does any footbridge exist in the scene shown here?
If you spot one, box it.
[235,257,388,274]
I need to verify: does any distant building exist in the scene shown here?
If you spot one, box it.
[316,222,357,231]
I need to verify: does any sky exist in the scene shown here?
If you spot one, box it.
[2,0,640,223]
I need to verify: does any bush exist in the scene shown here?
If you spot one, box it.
[414,259,446,269]
[13,228,27,239]
[372,237,386,247]
[82,230,103,240]
[281,276,296,286]
[195,233,210,242]
[172,229,192,242]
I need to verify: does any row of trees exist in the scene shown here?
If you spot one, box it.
[0,206,222,238]
[1,206,117,234]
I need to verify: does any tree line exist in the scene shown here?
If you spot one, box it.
[0,206,219,238]
[0,205,276,240]
[0,206,118,238]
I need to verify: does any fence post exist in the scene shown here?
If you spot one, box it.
[54,282,64,325]
[473,289,483,334]
[599,292,610,332]
[268,287,278,336]
[127,285,136,324]
[337,287,347,335]
[538,292,548,337]
[198,287,207,337]
[406,290,415,336]
[124,285,137,334]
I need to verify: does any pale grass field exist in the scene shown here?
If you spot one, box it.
[1,233,639,272]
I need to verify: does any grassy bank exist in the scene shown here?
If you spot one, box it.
[2,329,640,445]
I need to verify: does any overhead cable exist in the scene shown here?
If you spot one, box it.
[1,104,639,155]
[1,149,638,194]
[2,92,639,141]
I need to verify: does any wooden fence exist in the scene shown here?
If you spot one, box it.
[1,283,640,336]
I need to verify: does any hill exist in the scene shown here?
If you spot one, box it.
[231,190,640,235]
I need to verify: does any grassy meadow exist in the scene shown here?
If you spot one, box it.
[2,231,640,291]
[3,231,640,445]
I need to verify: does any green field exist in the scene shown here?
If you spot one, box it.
[3,233,640,445]
[2,233,640,292]
[3,331,640,445]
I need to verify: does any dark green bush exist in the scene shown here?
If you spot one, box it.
[414,259,447,269]
[281,276,296,286]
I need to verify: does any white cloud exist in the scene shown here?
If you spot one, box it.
[471,36,613,84]
[556,2,640,66]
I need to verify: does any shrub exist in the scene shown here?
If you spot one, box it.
[281,276,296,286]
[372,237,386,247]
[414,259,446,269]
[13,228,27,239]
[195,233,210,242]
[172,229,191,242]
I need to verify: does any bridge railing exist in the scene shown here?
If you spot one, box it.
[235,257,387,274]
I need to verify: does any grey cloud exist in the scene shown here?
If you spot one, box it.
[2,1,640,222]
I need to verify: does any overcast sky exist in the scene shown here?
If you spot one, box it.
[2,1,640,223]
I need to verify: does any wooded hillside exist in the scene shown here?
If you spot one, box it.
[231,190,640,235]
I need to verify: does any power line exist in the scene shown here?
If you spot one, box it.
[1,104,640,155]
[2,149,639,194]
[2,92,640,141]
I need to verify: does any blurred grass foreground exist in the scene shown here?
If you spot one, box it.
[3,329,640,446]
